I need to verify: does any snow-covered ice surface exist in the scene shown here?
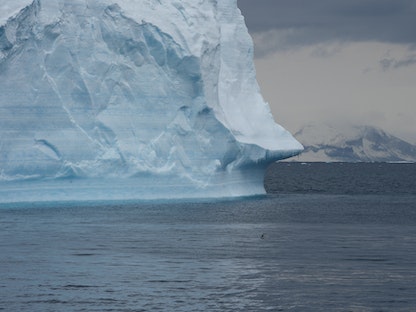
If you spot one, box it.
[0,0,302,203]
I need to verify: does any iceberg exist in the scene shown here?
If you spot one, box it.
[0,0,302,203]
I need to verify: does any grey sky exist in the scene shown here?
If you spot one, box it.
[238,0,416,56]
[237,0,416,144]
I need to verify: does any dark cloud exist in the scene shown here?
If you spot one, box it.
[238,0,416,52]
[380,54,416,70]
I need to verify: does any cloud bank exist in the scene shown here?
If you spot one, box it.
[238,0,416,55]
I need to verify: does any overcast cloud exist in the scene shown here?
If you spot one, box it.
[238,0,416,56]
[237,0,416,144]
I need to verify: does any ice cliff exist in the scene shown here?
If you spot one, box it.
[0,0,302,202]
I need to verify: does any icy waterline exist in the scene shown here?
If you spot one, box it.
[0,0,302,202]
[0,166,270,204]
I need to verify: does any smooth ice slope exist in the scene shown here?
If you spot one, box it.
[0,0,303,203]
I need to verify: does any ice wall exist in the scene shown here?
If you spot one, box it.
[0,0,302,202]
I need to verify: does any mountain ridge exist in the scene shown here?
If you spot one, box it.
[291,123,416,163]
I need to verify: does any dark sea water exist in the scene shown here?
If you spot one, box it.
[1,162,416,311]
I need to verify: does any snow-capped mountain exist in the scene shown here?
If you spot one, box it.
[293,123,416,162]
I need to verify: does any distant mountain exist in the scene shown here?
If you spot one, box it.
[291,124,416,162]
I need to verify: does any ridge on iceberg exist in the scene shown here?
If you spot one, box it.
[0,0,302,203]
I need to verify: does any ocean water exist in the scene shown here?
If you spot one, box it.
[1,163,416,311]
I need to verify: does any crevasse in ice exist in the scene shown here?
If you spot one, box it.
[0,0,303,202]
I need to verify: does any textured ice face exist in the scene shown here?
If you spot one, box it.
[0,0,302,202]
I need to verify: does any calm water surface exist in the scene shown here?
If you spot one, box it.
[1,163,416,311]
